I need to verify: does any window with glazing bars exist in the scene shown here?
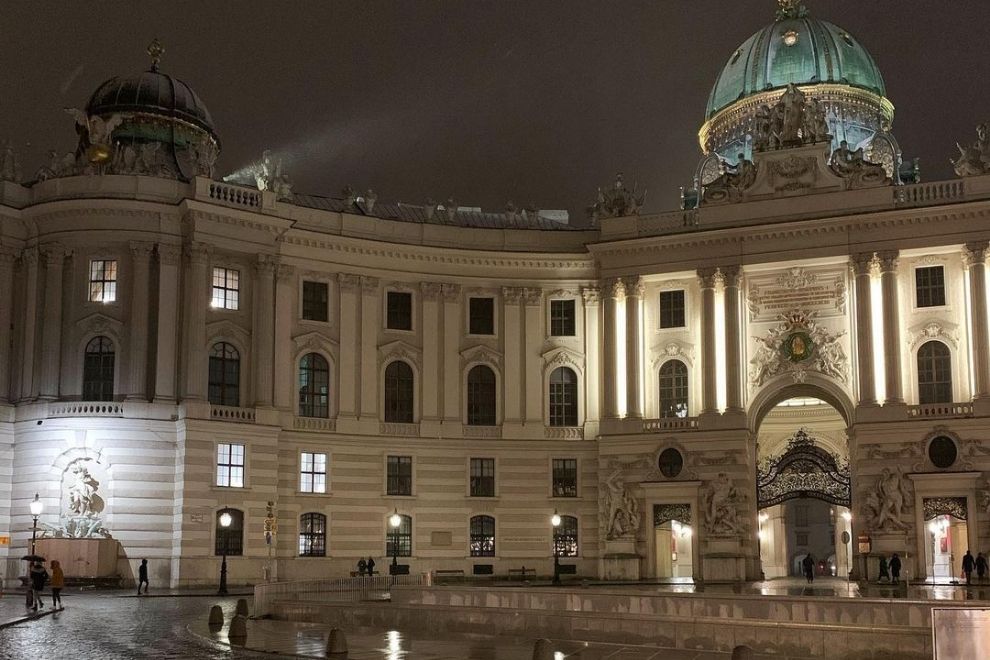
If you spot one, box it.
[299,452,327,493]
[915,266,946,308]
[466,365,496,425]
[298,353,330,417]
[208,342,240,406]
[384,361,414,423]
[550,299,576,336]
[211,267,239,310]
[216,443,245,488]
[553,515,579,557]
[470,458,495,497]
[918,341,952,404]
[385,514,412,557]
[386,291,412,330]
[659,290,685,328]
[215,508,244,556]
[469,297,495,335]
[386,455,412,495]
[549,367,578,426]
[302,281,329,322]
[659,360,689,418]
[552,458,577,497]
[82,336,115,401]
[89,260,118,302]
[470,515,495,557]
[298,512,326,556]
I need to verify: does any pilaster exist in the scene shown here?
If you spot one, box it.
[0,248,16,403]
[850,253,876,406]
[698,267,719,416]
[877,251,904,404]
[722,265,743,414]
[602,278,624,420]
[337,274,361,419]
[442,283,462,421]
[624,276,644,420]
[39,244,68,400]
[126,241,154,401]
[154,244,181,403]
[252,255,277,408]
[273,263,295,410]
[963,242,990,401]
[420,283,442,421]
[581,287,601,425]
[502,287,524,424]
[18,248,39,402]
[359,276,379,419]
[182,242,211,401]
[523,288,543,424]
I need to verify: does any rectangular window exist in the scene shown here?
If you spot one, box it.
[299,452,327,493]
[216,443,245,488]
[302,281,329,322]
[795,532,809,546]
[915,266,946,308]
[550,299,576,336]
[88,260,118,303]
[211,267,239,310]
[659,290,686,328]
[386,455,412,496]
[386,291,413,330]
[552,458,578,497]
[795,505,809,527]
[469,297,495,335]
[469,458,495,497]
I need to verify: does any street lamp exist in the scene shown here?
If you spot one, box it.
[218,510,232,596]
[389,509,402,574]
[551,510,562,585]
[29,494,43,557]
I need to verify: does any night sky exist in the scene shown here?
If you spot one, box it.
[3,1,988,222]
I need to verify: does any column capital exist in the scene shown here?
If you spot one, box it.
[157,243,181,266]
[697,267,719,289]
[360,275,379,293]
[502,286,524,304]
[962,241,989,267]
[580,286,601,306]
[442,283,462,302]
[0,245,18,267]
[40,243,68,266]
[183,241,212,265]
[21,247,38,267]
[129,241,155,259]
[338,273,362,290]
[606,277,626,301]
[876,250,899,274]
[276,263,296,284]
[849,252,876,276]
[420,282,442,301]
[623,276,645,298]
[720,265,742,288]
[522,287,542,306]
[254,254,278,275]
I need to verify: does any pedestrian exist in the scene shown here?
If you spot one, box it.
[962,550,975,585]
[137,558,149,595]
[802,553,815,583]
[977,553,988,583]
[890,553,902,584]
[50,560,64,610]
[357,558,367,576]
[367,556,376,576]
[878,555,889,583]
[29,562,48,611]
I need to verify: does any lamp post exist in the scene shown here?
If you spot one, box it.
[389,509,401,574]
[218,510,232,596]
[29,494,43,556]
[551,510,562,585]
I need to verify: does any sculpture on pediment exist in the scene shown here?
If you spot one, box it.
[601,468,641,540]
[952,123,990,177]
[0,140,22,183]
[704,473,741,534]
[587,173,646,224]
[830,140,890,188]
[702,153,756,205]
[863,467,911,532]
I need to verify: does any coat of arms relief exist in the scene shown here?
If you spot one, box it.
[749,310,848,387]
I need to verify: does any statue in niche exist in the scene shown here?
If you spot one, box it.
[601,467,641,540]
[703,473,741,534]
[863,467,911,532]
[952,123,990,177]
[831,140,890,188]
[67,462,105,518]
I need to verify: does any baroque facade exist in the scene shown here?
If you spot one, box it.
[3,3,990,587]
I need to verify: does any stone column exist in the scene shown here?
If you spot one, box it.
[182,242,211,401]
[0,248,16,403]
[39,244,67,400]
[877,251,903,404]
[501,287,524,423]
[442,284,462,422]
[722,265,743,413]
[359,277,379,419]
[154,245,181,403]
[698,267,719,414]
[126,242,154,401]
[337,274,361,418]
[523,288,545,424]
[964,242,990,400]
[273,263,295,410]
[624,276,644,419]
[420,283,442,421]
[851,254,876,406]
[19,248,39,401]
[602,278,624,419]
[252,255,277,408]
[581,287,601,423]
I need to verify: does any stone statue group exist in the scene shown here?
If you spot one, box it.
[753,83,831,152]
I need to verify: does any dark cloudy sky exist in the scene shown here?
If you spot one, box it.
[2,1,988,221]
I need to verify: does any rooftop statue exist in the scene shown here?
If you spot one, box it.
[776,0,809,20]
[952,123,990,177]
[65,107,123,167]
[586,173,646,224]
[255,150,293,201]
[702,153,756,204]
[831,140,890,188]
[753,83,831,152]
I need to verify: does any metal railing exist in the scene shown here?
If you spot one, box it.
[254,573,428,617]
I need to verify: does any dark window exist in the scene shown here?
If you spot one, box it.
[659,360,689,418]
[384,361,414,423]
[209,342,240,406]
[386,514,412,557]
[469,297,495,335]
[550,299,576,336]
[386,291,413,331]
[659,290,686,328]
[553,515,579,557]
[470,458,495,497]
[658,448,684,478]
[470,515,495,557]
[918,341,952,404]
[215,508,244,556]
[88,260,118,303]
[552,458,578,497]
[549,367,578,426]
[82,336,115,401]
[216,443,245,488]
[298,353,330,418]
[302,281,329,322]
[795,532,809,546]
[211,267,239,310]
[928,436,958,469]
[298,513,326,557]
[915,266,946,308]
[466,365,497,425]
[387,455,413,496]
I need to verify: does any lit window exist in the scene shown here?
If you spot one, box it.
[216,443,245,488]
[211,267,239,310]
[470,458,495,497]
[553,515,579,557]
[299,452,327,493]
[215,508,244,556]
[302,281,329,322]
[385,514,412,557]
[550,299,576,337]
[915,266,946,308]
[470,515,495,557]
[89,260,117,302]
[552,459,577,498]
[298,513,326,557]
[659,360,689,418]
[659,290,686,328]
[469,297,495,335]
[386,291,412,331]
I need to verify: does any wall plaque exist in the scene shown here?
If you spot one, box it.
[747,267,846,322]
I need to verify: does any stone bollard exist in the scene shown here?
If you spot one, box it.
[731,645,754,660]
[208,605,224,629]
[228,614,248,645]
[235,598,249,617]
[532,638,554,660]
[326,628,348,656]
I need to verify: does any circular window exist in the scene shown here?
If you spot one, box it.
[928,436,957,469]
[658,448,684,478]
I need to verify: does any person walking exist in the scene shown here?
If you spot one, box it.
[29,562,48,611]
[50,560,65,610]
[890,553,902,584]
[137,558,149,595]
[878,555,889,583]
[962,550,975,585]
[802,554,815,583]
[367,557,376,576]
[357,558,367,576]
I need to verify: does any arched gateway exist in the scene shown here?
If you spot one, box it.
[757,429,850,510]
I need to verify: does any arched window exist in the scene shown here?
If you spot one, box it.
[466,365,497,426]
[385,514,412,557]
[384,361,414,423]
[553,515,579,558]
[215,508,244,556]
[549,367,578,427]
[82,336,115,401]
[470,515,495,557]
[298,512,327,557]
[209,342,240,407]
[298,353,330,418]
[659,360,689,418]
[918,341,952,404]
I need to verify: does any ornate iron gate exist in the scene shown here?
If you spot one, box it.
[757,428,850,509]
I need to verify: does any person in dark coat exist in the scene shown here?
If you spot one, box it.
[976,553,988,583]
[29,562,48,611]
[889,553,902,584]
[802,554,815,583]
[137,559,149,594]
[366,557,376,576]
[962,550,975,585]
[357,558,367,576]
[878,555,889,583]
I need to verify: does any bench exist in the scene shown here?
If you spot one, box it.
[433,569,466,580]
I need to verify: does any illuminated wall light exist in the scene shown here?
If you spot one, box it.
[714,285,727,412]
[616,302,627,418]
[869,274,886,403]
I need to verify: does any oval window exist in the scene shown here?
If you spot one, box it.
[928,436,957,469]
[658,448,684,478]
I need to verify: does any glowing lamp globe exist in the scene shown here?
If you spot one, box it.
[389,511,401,528]
[219,511,232,528]
[29,493,43,517]
[551,512,561,528]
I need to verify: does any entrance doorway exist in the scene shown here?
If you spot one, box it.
[923,498,968,582]
[653,504,694,580]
